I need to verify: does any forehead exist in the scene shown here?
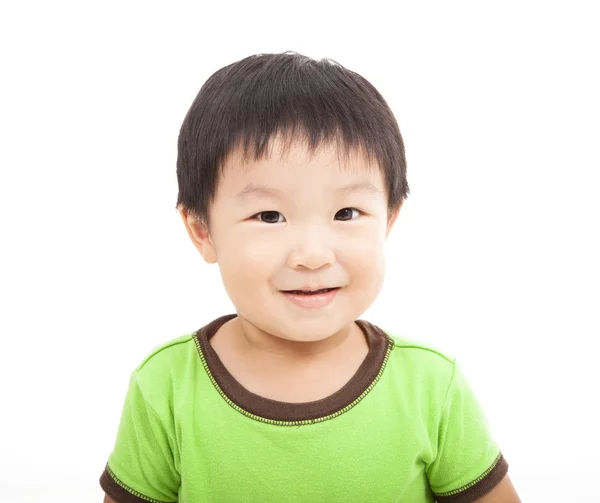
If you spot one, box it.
[220,136,383,196]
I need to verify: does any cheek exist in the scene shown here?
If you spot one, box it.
[347,241,386,285]
[222,228,275,264]
[242,240,276,268]
[345,227,385,261]
[218,241,274,293]
[359,250,386,280]
[217,229,269,265]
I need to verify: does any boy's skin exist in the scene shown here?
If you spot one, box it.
[103,134,521,502]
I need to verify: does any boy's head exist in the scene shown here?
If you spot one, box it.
[176,52,409,342]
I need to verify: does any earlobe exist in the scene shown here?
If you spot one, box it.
[178,208,218,264]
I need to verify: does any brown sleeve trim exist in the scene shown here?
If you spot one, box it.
[99,464,176,503]
[434,453,509,503]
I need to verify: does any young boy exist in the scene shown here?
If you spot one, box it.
[99,52,521,502]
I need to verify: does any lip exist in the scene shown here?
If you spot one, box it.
[282,285,339,292]
[281,287,341,309]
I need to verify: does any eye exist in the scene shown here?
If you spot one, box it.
[253,208,362,224]
[335,208,361,221]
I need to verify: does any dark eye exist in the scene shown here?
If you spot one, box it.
[253,208,361,224]
[336,208,360,221]
[255,211,283,224]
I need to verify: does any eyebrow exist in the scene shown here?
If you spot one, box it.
[234,181,381,202]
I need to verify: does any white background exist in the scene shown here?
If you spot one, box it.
[1,1,598,502]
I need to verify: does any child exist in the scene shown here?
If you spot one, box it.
[100,52,520,502]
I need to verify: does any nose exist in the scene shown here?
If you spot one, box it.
[286,226,336,270]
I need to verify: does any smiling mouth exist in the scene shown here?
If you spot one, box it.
[282,287,339,295]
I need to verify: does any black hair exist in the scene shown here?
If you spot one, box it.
[175,51,409,231]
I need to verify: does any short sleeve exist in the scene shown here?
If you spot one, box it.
[426,360,509,503]
[100,371,180,503]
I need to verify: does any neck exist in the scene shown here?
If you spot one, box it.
[232,316,363,362]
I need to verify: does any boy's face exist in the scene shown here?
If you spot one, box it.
[180,136,400,343]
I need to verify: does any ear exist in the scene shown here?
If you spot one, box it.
[178,207,218,264]
[385,204,402,239]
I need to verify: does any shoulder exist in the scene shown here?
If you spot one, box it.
[388,332,455,361]
[385,331,456,368]
[135,333,197,372]
[380,329,458,397]
[130,332,198,403]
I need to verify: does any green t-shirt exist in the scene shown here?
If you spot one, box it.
[100,313,508,502]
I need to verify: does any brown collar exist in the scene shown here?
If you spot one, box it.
[193,314,394,423]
